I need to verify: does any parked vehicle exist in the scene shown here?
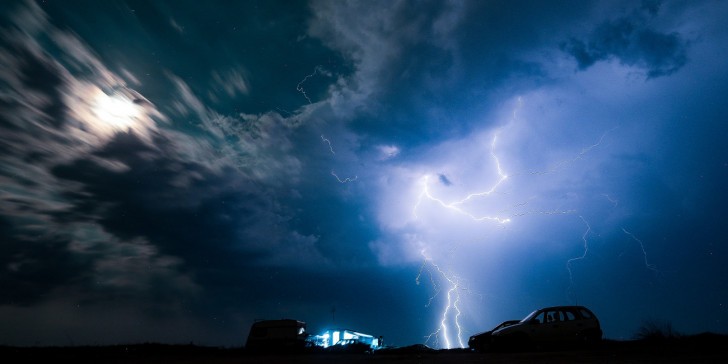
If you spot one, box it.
[245,319,310,353]
[468,320,520,352]
[491,306,602,350]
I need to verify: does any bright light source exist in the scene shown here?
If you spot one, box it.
[64,82,159,144]
[92,91,140,130]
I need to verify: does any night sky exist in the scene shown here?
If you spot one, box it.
[1,0,727,348]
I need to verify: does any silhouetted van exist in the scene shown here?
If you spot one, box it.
[245,319,309,353]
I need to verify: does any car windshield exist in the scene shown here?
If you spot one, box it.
[520,310,540,323]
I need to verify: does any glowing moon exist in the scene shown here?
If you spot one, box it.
[92,91,140,130]
[65,82,160,144]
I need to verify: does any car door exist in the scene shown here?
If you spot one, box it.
[558,308,581,341]
[528,310,563,343]
[542,309,567,342]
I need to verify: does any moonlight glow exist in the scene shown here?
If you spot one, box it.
[92,91,141,130]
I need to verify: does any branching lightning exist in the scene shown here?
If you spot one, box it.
[622,228,658,273]
[417,250,465,349]
[567,216,591,304]
[526,127,617,176]
[330,170,357,183]
[298,67,355,184]
[275,107,294,117]
[413,134,511,224]
[510,208,576,217]
[412,103,519,349]
[603,193,619,207]
[416,259,441,307]
[296,66,322,104]
[321,134,335,154]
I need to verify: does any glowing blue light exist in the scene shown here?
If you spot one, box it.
[312,328,381,350]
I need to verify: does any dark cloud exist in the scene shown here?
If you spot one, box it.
[309,1,585,146]
[0,218,88,305]
[51,131,290,268]
[438,174,453,186]
[0,32,66,135]
[562,4,688,78]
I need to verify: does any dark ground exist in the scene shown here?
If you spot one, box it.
[3,334,727,363]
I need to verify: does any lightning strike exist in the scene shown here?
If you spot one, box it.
[411,107,521,349]
[416,259,441,307]
[622,228,658,273]
[526,127,617,176]
[296,66,322,104]
[413,134,511,224]
[321,134,335,154]
[330,170,357,183]
[275,107,294,117]
[419,251,465,349]
[602,194,619,207]
[511,208,577,217]
[567,216,591,304]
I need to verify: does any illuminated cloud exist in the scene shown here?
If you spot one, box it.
[377,144,400,160]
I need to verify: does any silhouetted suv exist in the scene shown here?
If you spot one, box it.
[490,305,602,350]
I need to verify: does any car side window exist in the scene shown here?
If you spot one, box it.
[545,310,562,322]
[563,310,576,321]
[533,312,546,324]
[578,308,593,319]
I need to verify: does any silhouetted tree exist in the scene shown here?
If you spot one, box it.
[634,319,679,341]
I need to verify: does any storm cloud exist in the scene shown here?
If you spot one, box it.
[562,2,688,78]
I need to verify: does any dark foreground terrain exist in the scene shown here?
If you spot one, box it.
[3,334,727,363]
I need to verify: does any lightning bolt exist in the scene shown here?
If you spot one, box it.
[416,258,441,307]
[622,228,658,273]
[526,127,617,176]
[275,107,294,117]
[321,134,335,154]
[602,193,619,207]
[413,134,511,224]
[567,216,591,304]
[412,103,519,349]
[418,250,465,349]
[330,170,357,183]
[411,98,587,223]
[296,66,322,104]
